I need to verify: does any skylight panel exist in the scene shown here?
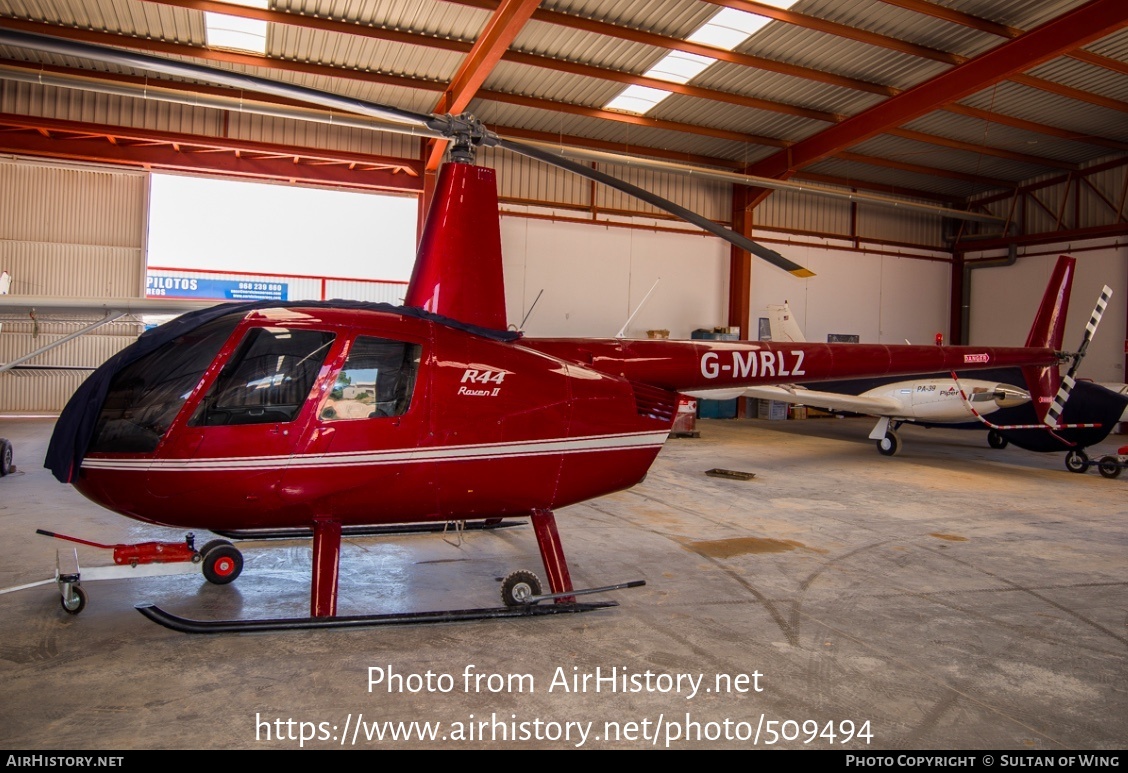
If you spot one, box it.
[206,0,268,55]
[645,51,715,85]
[688,7,771,50]
[602,1,797,115]
[605,85,672,115]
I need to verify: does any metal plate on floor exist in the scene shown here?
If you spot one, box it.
[705,468,756,481]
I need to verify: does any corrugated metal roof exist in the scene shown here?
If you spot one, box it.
[808,156,985,199]
[852,133,1055,182]
[0,0,1124,218]
[737,15,945,91]
[796,0,999,57]
[1027,56,1128,102]
[902,110,1111,165]
[958,81,1128,143]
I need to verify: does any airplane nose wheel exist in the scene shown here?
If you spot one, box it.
[1064,449,1089,474]
[501,570,542,607]
[987,430,1008,449]
[198,540,244,585]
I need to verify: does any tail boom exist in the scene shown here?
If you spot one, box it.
[526,338,1058,394]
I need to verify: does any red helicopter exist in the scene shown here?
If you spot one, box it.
[6,30,1077,633]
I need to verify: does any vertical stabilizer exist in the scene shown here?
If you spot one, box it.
[405,162,508,331]
[1021,255,1074,421]
[766,302,805,343]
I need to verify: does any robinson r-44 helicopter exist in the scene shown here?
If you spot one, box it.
[1,29,1092,634]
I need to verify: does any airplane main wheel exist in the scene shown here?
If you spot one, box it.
[0,438,12,475]
[61,585,87,615]
[876,431,902,457]
[201,542,243,585]
[501,570,542,607]
[987,430,1008,450]
[1064,449,1089,474]
[1098,456,1122,479]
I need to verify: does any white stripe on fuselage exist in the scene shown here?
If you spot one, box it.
[81,430,671,472]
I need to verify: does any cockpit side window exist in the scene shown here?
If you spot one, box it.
[89,313,243,453]
[319,336,422,421]
[189,327,335,426]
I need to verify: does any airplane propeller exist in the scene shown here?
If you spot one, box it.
[0,28,814,278]
[1045,284,1113,428]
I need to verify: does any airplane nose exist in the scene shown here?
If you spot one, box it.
[992,384,1030,408]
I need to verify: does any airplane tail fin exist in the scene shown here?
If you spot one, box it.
[767,301,805,343]
[405,162,508,331]
[1020,255,1075,422]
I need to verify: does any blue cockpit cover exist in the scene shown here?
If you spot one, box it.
[45,300,520,483]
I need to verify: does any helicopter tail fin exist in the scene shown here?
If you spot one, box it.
[405,162,508,331]
[1020,254,1075,422]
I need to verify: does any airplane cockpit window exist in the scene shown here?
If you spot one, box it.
[189,327,336,427]
[319,336,422,421]
[89,313,243,453]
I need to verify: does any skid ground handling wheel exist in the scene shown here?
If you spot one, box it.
[199,540,244,585]
[501,570,543,607]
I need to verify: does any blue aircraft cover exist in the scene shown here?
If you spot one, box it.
[45,299,520,483]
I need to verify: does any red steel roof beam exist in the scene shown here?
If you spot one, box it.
[136,2,848,123]
[743,0,1128,184]
[443,0,896,96]
[878,0,1127,76]
[877,0,1022,38]
[707,0,963,65]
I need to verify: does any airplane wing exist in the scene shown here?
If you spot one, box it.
[0,295,224,315]
[0,295,227,373]
[685,385,904,417]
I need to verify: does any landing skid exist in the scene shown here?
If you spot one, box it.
[211,518,523,541]
[136,598,620,634]
[137,579,645,633]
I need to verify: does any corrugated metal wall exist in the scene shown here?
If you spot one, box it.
[973,162,1128,236]
[0,156,148,413]
[2,82,418,160]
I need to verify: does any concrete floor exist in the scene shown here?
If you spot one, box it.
[0,414,1125,751]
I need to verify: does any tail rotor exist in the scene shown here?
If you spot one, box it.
[1045,285,1112,428]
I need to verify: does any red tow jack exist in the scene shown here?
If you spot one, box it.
[34,530,243,615]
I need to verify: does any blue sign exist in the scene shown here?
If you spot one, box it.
[147,275,288,301]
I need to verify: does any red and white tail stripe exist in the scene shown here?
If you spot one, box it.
[1046,284,1112,428]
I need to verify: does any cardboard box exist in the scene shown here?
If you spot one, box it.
[756,399,788,421]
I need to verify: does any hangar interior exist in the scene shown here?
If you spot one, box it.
[0,0,1126,752]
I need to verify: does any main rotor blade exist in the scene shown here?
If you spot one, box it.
[498,137,815,278]
[0,28,446,136]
